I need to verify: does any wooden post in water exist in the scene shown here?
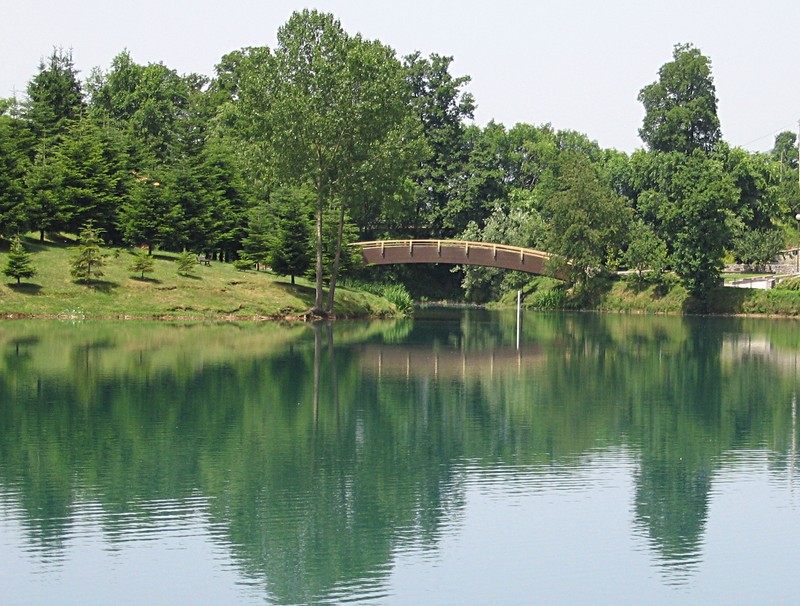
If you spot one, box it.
[516,290,521,351]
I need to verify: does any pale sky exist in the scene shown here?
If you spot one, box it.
[3,0,799,154]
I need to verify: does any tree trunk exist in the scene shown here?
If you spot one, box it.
[312,177,326,316]
[325,202,346,313]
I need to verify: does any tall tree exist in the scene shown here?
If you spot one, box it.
[771,131,798,173]
[119,169,174,254]
[666,151,737,297]
[55,118,128,239]
[88,51,192,162]
[232,10,417,314]
[25,48,84,142]
[404,52,475,237]
[638,43,721,154]
[0,103,33,238]
[543,155,631,285]
[269,187,312,285]
[631,150,738,297]
[24,150,67,239]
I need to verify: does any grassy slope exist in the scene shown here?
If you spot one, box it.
[598,279,800,316]
[0,236,396,320]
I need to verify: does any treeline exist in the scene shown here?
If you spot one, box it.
[2,11,799,310]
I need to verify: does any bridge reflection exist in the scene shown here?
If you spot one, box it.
[357,343,545,379]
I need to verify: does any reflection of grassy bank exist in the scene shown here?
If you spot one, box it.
[0,237,397,320]
[0,318,411,394]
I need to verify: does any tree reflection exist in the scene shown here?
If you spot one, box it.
[0,314,798,599]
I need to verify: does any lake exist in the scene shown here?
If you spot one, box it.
[1,309,798,605]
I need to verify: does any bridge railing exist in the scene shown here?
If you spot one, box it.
[352,239,554,259]
[350,239,568,279]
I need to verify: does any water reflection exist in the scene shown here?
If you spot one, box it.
[0,313,798,603]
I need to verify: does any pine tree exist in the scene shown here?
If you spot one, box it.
[25,47,84,142]
[176,250,196,275]
[128,250,155,279]
[3,236,36,284]
[70,222,105,283]
[269,188,312,285]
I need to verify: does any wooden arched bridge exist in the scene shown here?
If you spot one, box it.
[351,240,568,279]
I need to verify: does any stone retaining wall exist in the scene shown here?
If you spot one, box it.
[724,249,799,276]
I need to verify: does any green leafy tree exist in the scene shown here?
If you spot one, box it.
[199,142,252,261]
[543,156,631,284]
[88,51,191,162]
[70,222,105,283]
[717,145,778,235]
[444,122,511,235]
[24,151,67,240]
[664,151,738,297]
[404,52,475,237]
[624,219,667,282]
[638,43,721,154]
[270,188,313,285]
[233,10,418,314]
[731,227,785,265]
[128,250,155,279]
[771,131,798,173]
[55,118,128,239]
[458,189,548,303]
[3,236,36,284]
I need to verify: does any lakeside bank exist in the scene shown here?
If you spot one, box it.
[0,237,397,321]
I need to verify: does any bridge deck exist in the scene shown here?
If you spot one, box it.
[351,240,566,279]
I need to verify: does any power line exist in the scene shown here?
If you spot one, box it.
[737,119,799,149]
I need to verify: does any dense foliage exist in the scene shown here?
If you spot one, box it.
[1,24,799,306]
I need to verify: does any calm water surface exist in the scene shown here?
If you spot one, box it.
[1,310,798,605]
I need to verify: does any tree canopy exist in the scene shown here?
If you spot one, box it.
[1,21,798,307]
[638,43,721,154]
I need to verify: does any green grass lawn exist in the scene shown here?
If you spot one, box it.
[0,235,396,320]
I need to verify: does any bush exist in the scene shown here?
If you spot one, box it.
[381,284,414,315]
[776,277,800,291]
[233,259,255,271]
[341,279,414,315]
[528,288,567,309]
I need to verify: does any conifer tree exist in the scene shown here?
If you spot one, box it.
[3,236,36,284]
[269,188,312,285]
[176,250,196,275]
[129,250,154,279]
[70,222,105,283]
